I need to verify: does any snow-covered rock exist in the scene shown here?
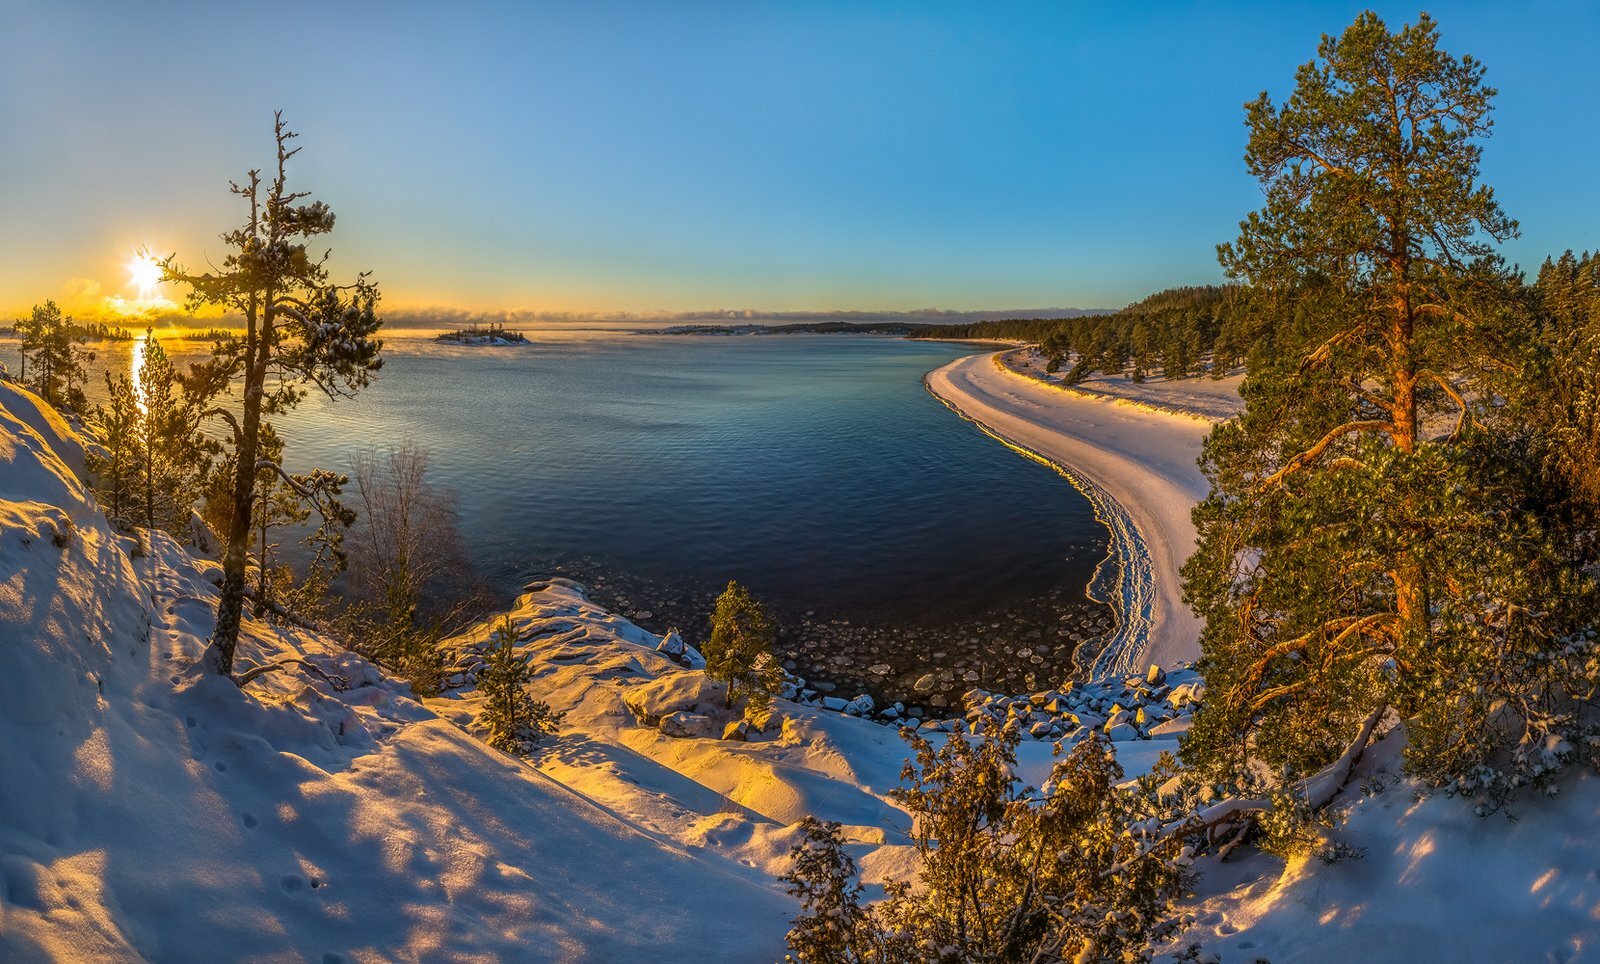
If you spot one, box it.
[1106,722,1140,741]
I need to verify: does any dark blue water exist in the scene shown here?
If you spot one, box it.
[4,330,1113,700]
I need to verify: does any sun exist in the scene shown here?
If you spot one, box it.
[128,252,162,298]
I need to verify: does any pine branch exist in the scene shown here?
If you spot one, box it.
[1260,419,1395,486]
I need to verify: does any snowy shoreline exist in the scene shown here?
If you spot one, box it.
[924,376,1156,678]
[924,349,1216,669]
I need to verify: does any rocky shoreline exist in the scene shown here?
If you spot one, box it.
[538,559,1119,719]
[441,577,1202,747]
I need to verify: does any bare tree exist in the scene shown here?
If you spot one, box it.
[342,441,477,692]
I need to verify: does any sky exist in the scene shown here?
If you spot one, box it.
[1,1,1596,322]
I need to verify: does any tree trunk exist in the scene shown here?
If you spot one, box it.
[257,503,268,613]
[1389,279,1428,649]
[211,302,267,674]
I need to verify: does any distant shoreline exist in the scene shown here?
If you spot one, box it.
[634,321,943,336]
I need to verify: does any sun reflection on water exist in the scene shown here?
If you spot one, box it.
[130,332,148,414]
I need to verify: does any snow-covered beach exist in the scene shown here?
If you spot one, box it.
[926,349,1227,671]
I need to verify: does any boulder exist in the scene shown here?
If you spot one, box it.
[660,711,713,739]
[652,630,706,669]
[1168,681,1207,708]
[1148,717,1193,738]
[1105,722,1140,742]
[722,720,750,742]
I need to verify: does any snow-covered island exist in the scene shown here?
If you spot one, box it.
[4,364,1596,962]
[433,323,530,346]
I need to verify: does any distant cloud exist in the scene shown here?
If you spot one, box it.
[60,277,103,305]
[9,276,198,325]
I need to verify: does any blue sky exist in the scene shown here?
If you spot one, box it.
[1,1,1595,317]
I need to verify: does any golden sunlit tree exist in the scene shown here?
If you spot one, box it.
[15,300,93,412]
[703,580,782,714]
[88,332,213,536]
[1182,12,1598,807]
[162,113,382,677]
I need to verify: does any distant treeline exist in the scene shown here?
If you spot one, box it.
[911,285,1253,382]
[644,320,944,336]
[2,320,135,341]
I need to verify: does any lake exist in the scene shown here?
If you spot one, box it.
[3,330,1116,707]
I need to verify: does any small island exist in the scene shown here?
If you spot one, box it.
[434,322,529,345]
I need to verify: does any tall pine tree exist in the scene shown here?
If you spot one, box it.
[160,113,382,677]
[1182,12,1597,802]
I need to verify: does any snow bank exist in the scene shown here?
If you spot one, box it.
[926,350,1214,669]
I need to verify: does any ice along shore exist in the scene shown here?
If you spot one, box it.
[925,349,1232,672]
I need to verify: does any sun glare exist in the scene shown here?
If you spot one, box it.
[128,251,162,299]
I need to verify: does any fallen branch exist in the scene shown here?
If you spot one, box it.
[233,656,351,691]
[1109,704,1389,875]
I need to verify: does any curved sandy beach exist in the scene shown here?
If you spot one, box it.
[926,351,1215,671]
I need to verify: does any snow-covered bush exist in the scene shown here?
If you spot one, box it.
[782,725,1189,963]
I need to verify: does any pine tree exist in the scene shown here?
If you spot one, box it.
[133,334,212,533]
[88,371,142,526]
[16,301,92,411]
[780,817,884,964]
[780,726,1188,962]
[476,617,563,755]
[87,333,211,537]
[1521,251,1600,507]
[703,580,783,712]
[1182,12,1598,802]
[159,113,382,676]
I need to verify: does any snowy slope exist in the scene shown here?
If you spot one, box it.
[1166,736,1600,963]
[0,382,795,963]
